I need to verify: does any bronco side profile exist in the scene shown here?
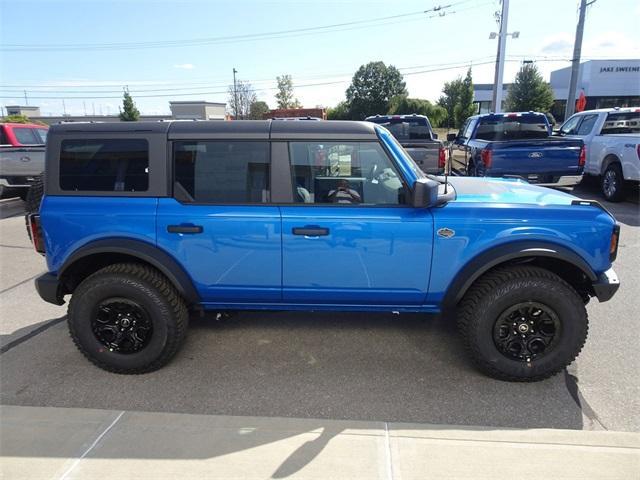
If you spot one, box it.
[29,120,620,381]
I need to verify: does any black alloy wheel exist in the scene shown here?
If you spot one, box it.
[92,298,153,354]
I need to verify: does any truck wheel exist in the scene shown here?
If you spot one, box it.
[601,163,625,202]
[68,263,189,374]
[25,175,44,213]
[457,265,588,382]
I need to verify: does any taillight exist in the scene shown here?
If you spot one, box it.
[28,214,45,254]
[481,149,492,168]
[438,147,446,169]
[579,145,586,166]
[610,224,620,261]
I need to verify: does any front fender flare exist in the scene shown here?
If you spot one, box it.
[441,240,597,309]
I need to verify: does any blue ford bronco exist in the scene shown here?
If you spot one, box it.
[28,120,620,381]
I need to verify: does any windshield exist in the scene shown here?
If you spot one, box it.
[475,115,550,141]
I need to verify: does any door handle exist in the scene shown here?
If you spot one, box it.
[292,226,329,237]
[167,224,203,234]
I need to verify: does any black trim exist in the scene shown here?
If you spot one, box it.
[59,238,200,305]
[167,225,203,234]
[592,268,620,303]
[442,241,598,308]
[35,272,65,305]
[292,227,329,236]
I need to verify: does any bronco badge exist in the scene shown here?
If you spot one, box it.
[437,227,455,238]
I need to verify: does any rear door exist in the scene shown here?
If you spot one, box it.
[279,139,433,306]
[156,138,282,304]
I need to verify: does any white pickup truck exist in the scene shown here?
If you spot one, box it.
[556,107,639,201]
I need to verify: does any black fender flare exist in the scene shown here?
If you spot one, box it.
[441,240,597,309]
[59,238,200,305]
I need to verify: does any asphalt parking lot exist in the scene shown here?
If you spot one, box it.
[0,182,638,433]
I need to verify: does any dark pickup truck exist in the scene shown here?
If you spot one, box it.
[366,114,446,174]
[447,112,585,185]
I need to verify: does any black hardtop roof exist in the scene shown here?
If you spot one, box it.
[48,119,378,139]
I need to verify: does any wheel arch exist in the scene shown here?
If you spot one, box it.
[600,154,621,175]
[58,238,200,306]
[442,241,597,309]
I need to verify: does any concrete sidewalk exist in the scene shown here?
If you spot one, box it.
[1,405,638,480]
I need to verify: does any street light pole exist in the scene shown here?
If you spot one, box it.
[565,0,593,119]
[232,68,239,119]
[491,0,509,113]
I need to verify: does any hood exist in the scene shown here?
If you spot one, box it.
[446,176,576,206]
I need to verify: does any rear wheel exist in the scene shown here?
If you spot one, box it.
[457,265,588,382]
[68,263,189,374]
[601,163,625,202]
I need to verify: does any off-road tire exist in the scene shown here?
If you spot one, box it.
[457,265,588,382]
[68,263,189,374]
[25,175,44,213]
[601,163,625,202]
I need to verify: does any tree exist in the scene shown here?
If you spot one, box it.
[119,89,140,121]
[454,68,475,129]
[327,101,351,120]
[346,61,407,120]
[249,100,270,119]
[387,95,447,126]
[505,63,554,113]
[275,75,301,109]
[227,80,257,119]
[437,68,475,129]
[2,113,46,125]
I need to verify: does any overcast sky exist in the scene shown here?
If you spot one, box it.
[1,0,638,116]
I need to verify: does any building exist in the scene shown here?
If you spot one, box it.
[266,107,327,120]
[472,59,640,120]
[550,59,640,120]
[1,100,226,125]
[168,101,226,120]
[4,105,41,117]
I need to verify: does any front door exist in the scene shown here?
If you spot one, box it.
[157,140,282,304]
[281,140,433,306]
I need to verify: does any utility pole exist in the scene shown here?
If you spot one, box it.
[565,0,593,119]
[491,0,509,113]
[62,99,67,116]
[232,68,239,119]
[24,90,28,105]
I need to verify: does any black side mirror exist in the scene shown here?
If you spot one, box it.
[412,179,439,208]
[432,133,438,140]
[446,133,457,142]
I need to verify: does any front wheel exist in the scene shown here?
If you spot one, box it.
[68,263,189,374]
[457,265,588,382]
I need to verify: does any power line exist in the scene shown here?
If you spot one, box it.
[1,1,478,52]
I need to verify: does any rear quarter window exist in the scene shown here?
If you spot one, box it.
[59,139,149,192]
[601,112,640,134]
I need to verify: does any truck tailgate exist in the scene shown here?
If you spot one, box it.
[402,142,442,174]
[0,147,46,177]
[487,139,583,178]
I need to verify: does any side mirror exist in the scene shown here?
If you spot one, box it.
[412,179,439,208]
[432,133,439,139]
[446,133,457,142]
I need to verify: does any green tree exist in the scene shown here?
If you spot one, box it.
[387,95,447,126]
[454,68,475,129]
[505,63,554,113]
[327,101,351,120]
[119,88,140,121]
[248,100,270,119]
[2,113,46,125]
[346,61,407,120]
[275,75,301,109]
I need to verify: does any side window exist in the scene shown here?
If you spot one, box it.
[559,115,582,135]
[0,127,8,145]
[174,141,269,203]
[60,139,149,192]
[36,128,48,143]
[289,141,406,205]
[576,114,598,135]
[457,119,471,139]
[462,119,476,139]
[13,128,40,145]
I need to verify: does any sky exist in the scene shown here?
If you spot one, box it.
[1,0,639,116]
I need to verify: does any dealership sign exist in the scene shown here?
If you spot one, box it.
[599,65,640,73]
